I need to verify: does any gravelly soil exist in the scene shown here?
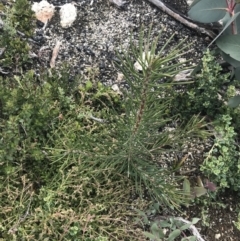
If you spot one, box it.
[6,0,240,240]
[31,0,209,85]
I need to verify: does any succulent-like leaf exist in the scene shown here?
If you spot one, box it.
[180,223,191,231]
[168,229,181,241]
[191,217,200,224]
[208,12,240,48]
[188,236,197,241]
[151,222,164,238]
[216,35,240,61]
[221,51,240,68]
[228,95,240,107]
[234,66,240,80]
[183,178,191,194]
[191,187,207,197]
[188,0,227,23]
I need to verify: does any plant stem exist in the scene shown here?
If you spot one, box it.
[133,68,150,134]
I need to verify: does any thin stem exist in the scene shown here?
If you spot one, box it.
[226,0,238,34]
[133,67,151,134]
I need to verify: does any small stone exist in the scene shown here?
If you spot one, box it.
[215,233,221,239]
[60,3,77,28]
[32,0,55,24]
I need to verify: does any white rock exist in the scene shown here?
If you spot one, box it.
[60,3,77,28]
[32,0,55,24]
[187,0,194,6]
[109,0,126,7]
[134,51,153,71]
[215,233,221,239]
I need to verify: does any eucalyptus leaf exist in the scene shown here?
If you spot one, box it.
[221,51,240,68]
[180,223,191,231]
[183,178,191,194]
[234,66,240,80]
[160,220,172,228]
[228,95,240,107]
[167,229,181,241]
[208,12,240,48]
[192,187,207,197]
[188,0,227,23]
[191,217,200,225]
[216,35,240,61]
[143,232,161,240]
[188,236,197,241]
[151,222,164,238]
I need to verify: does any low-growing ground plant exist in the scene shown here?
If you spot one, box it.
[188,0,240,106]
[135,203,200,241]
[201,114,240,190]
[0,0,35,70]
[169,49,240,192]
[0,25,211,239]
[170,50,231,120]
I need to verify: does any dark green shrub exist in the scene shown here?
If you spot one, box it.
[0,0,35,68]
[170,50,231,120]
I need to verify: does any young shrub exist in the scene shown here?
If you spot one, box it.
[0,28,210,239]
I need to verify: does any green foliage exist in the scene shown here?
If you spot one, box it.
[135,203,200,241]
[0,69,140,240]
[10,0,35,37]
[233,211,240,231]
[0,0,35,68]
[0,28,210,239]
[201,114,240,191]
[170,50,230,120]
[169,49,240,192]
[188,0,240,86]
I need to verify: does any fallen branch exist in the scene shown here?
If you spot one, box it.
[147,0,216,39]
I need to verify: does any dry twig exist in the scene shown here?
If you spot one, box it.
[50,40,61,68]
[147,0,216,39]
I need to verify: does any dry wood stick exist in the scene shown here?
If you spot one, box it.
[147,0,216,39]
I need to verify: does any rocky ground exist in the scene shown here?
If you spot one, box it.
[5,0,240,240]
